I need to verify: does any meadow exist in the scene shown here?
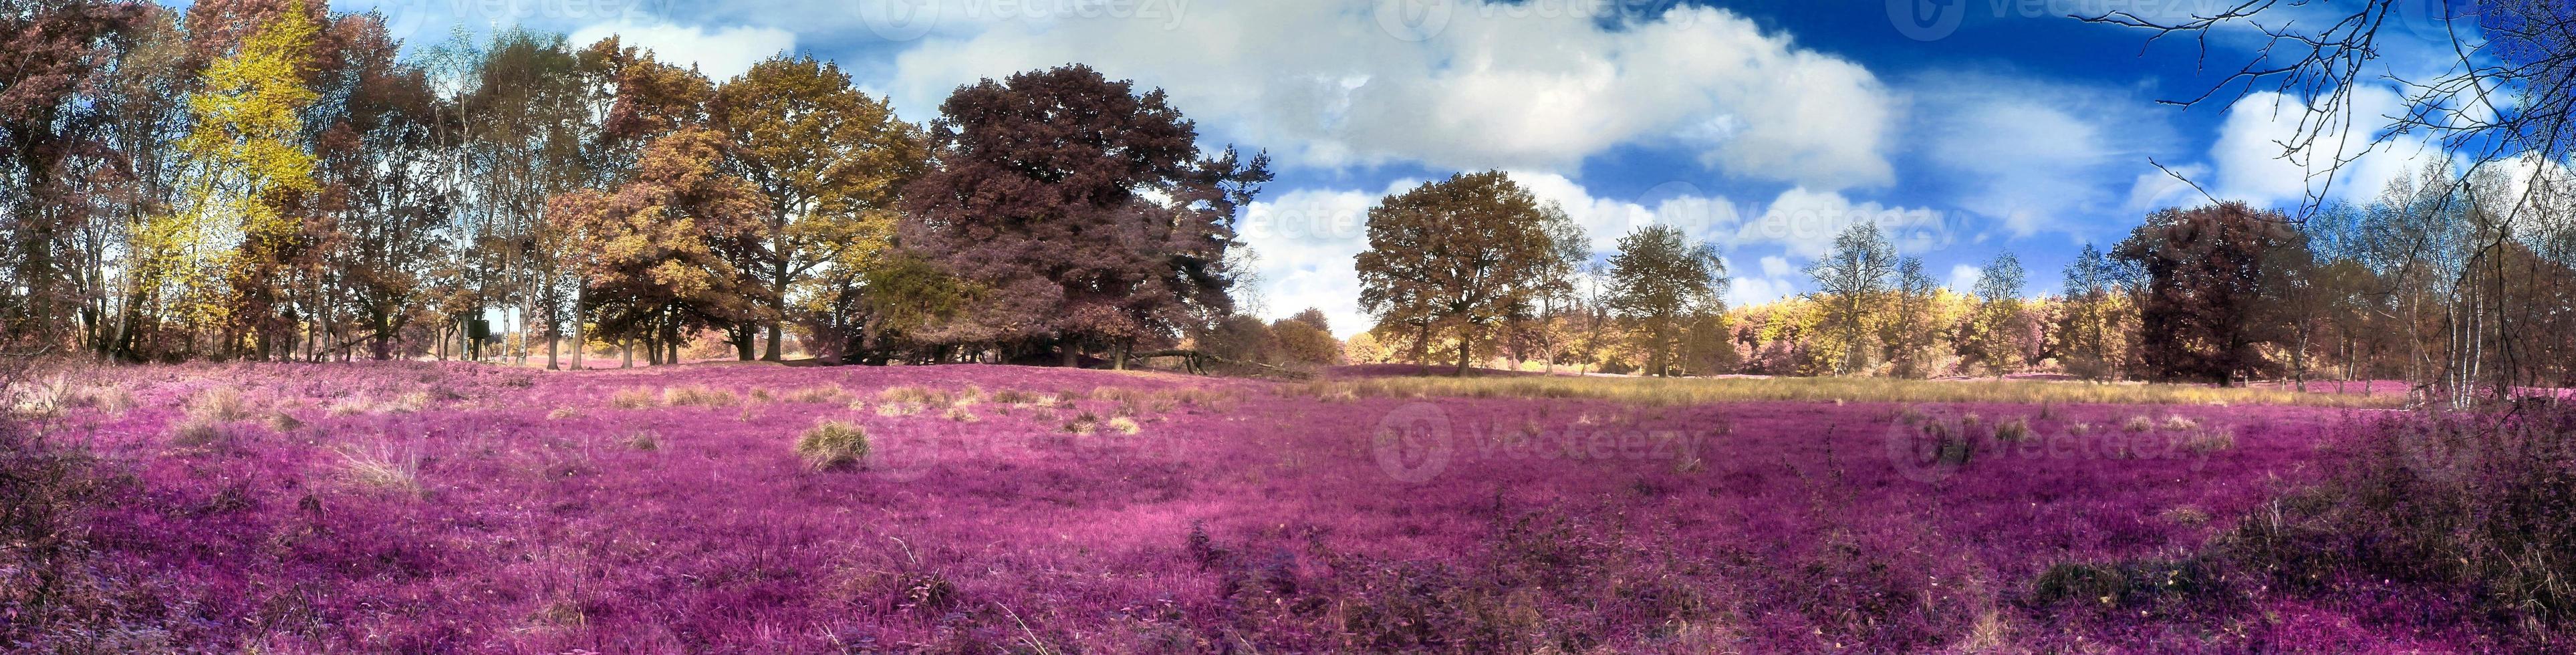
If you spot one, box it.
[1,362,2559,652]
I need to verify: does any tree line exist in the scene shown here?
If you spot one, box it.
[0,0,1269,370]
[1343,166,2576,404]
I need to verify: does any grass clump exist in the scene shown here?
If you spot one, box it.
[2123,415,2156,432]
[547,406,582,420]
[1061,411,1101,435]
[335,443,424,497]
[795,420,871,471]
[609,388,660,409]
[663,385,740,408]
[626,430,660,451]
[188,386,253,423]
[1106,416,1142,435]
[2162,414,2202,432]
[1993,416,2033,443]
[2184,427,2235,453]
[944,406,980,423]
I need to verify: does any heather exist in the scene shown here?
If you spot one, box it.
[6,361,2535,651]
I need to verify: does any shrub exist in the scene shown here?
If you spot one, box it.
[2123,415,2156,432]
[547,406,582,420]
[608,388,659,409]
[2162,414,2200,432]
[795,420,870,471]
[170,415,227,447]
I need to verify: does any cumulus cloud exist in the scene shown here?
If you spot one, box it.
[1946,264,1981,293]
[1235,186,1389,339]
[568,20,795,81]
[1727,275,1797,309]
[878,1,1896,188]
[2209,87,2453,209]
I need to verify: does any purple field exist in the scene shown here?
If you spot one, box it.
[13,362,2486,652]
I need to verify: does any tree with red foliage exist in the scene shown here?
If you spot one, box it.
[899,64,1269,368]
[2113,202,2308,385]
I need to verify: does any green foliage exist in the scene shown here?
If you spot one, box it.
[793,420,870,471]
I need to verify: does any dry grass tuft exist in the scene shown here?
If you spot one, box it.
[190,386,254,422]
[780,385,854,405]
[944,406,980,423]
[2123,416,2156,432]
[626,430,660,451]
[1061,411,1101,435]
[663,385,740,408]
[795,420,870,471]
[1106,416,1141,435]
[2162,414,2202,432]
[609,388,659,409]
[2184,426,2235,453]
[547,406,582,420]
[1993,416,2033,443]
[336,442,424,497]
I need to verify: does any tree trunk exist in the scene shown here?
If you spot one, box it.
[1060,342,1079,368]
[765,261,788,361]
[1455,330,1472,377]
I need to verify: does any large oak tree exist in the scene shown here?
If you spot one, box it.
[1354,170,1582,376]
[900,64,1269,368]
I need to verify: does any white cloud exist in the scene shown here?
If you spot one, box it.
[568,20,794,82]
[1912,74,2172,237]
[1507,172,1741,253]
[1946,264,1980,293]
[1736,187,1946,259]
[2210,88,2453,209]
[1758,255,1793,278]
[1727,275,1797,308]
[880,1,1896,188]
[1236,186,1388,339]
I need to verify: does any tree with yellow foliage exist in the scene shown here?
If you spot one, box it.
[164,0,320,357]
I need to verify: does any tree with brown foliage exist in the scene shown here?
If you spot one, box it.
[553,128,767,365]
[2113,202,2307,385]
[900,64,1270,368]
[1356,170,1583,376]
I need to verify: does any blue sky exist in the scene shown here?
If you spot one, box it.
[348,0,2480,337]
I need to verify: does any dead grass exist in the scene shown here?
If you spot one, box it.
[608,388,659,409]
[1291,375,2402,408]
[795,420,870,471]
[662,385,740,408]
